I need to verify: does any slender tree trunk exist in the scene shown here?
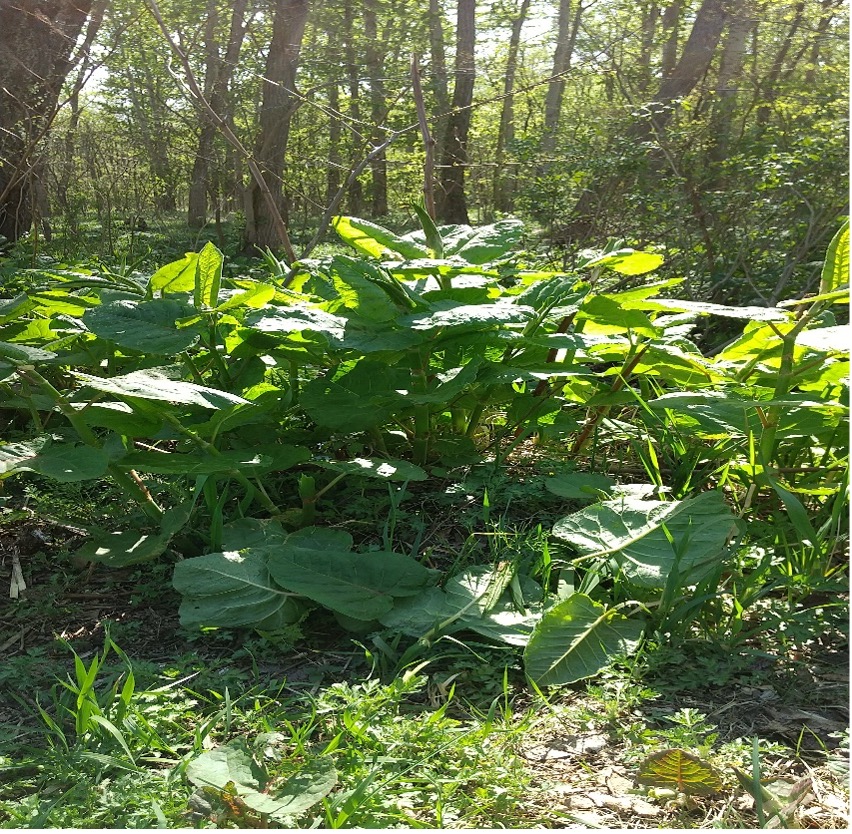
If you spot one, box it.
[542,0,582,155]
[427,0,451,170]
[364,0,388,217]
[638,2,661,92]
[493,0,531,214]
[57,0,107,214]
[243,0,309,252]
[0,0,95,241]
[437,0,475,224]
[342,0,363,215]
[660,0,681,78]
[326,81,342,205]
[188,0,248,228]
[709,0,752,166]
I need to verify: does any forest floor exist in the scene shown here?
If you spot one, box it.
[1,505,849,829]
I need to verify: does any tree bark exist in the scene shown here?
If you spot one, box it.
[342,0,363,215]
[364,0,388,217]
[542,0,582,155]
[709,0,752,165]
[660,0,681,78]
[427,0,450,172]
[493,0,531,214]
[437,0,475,225]
[243,0,309,252]
[0,0,94,242]
[188,0,248,228]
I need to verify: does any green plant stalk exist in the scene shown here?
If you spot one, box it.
[570,341,649,457]
[158,411,280,514]
[16,366,164,522]
[410,348,432,465]
[758,302,827,465]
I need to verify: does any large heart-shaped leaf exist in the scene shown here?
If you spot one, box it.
[173,550,299,628]
[551,491,737,588]
[523,594,644,685]
[84,298,201,354]
[186,740,266,793]
[267,527,438,620]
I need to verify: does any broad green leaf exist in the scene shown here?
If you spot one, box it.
[0,341,57,362]
[27,290,99,316]
[74,530,168,567]
[333,216,429,260]
[648,391,760,438]
[148,252,199,295]
[545,472,615,501]
[221,518,290,551]
[246,305,347,340]
[795,325,850,353]
[378,587,458,636]
[71,401,163,437]
[195,241,223,310]
[0,293,32,323]
[240,758,337,821]
[326,256,398,322]
[453,218,524,264]
[586,250,664,275]
[84,299,201,354]
[118,445,309,476]
[647,298,791,322]
[578,295,658,337]
[186,741,266,793]
[314,457,428,481]
[445,567,544,646]
[0,438,109,482]
[74,369,250,409]
[400,300,533,332]
[523,594,644,685]
[552,491,737,588]
[820,220,849,295]
[770,480,818,546]
[635,749,724,796]
[173,550,299,628]
[267,527,438,620]
[214,282,276,312]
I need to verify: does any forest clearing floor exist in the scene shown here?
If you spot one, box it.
[1,511,848,830]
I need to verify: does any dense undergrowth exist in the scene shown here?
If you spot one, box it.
[0,214,848,827]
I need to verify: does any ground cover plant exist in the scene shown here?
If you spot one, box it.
[1,214,849,828]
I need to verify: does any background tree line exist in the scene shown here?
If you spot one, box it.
[0,0,847,305]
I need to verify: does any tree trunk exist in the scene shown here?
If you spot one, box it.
[56,0,107,214]
[342,0,363,215]
[0,0,94,242]
[188,0,248,228]
[326,80,342,206]
[364,0,388,217]
[437,0,475,225]
[542,0,582,155]
[493,0,531,214]
[638,2,661,92]
[709,0,752,165]
[427,0,451,172]
[243,0,309,252]
[565,0,729,240]
[660,0,681,78]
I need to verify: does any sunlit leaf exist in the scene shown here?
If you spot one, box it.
[636,748,724,796]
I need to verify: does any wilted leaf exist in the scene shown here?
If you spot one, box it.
[636,749,724,796]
